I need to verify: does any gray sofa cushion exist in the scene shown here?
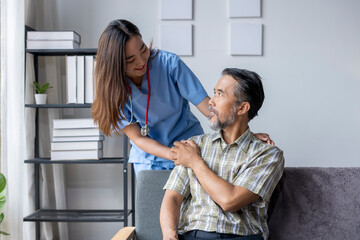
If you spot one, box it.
[268,167,360,240]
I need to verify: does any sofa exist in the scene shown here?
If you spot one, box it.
[112,167,360,240]
[268,167,360,239]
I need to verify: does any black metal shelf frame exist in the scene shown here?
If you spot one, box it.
[24,26,135,240]
[24,157,124,164]
[25,104,92,108]
[26,48,97,56]
[23,209,132,222]
[24,135,132,239]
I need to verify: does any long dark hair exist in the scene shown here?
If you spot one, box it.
[92,19,145,136]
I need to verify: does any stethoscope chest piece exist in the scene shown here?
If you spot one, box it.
[141,125,150,136]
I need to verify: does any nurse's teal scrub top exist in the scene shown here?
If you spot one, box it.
[118,50,207,168]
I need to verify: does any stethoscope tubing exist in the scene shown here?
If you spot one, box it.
[125,63,151,136]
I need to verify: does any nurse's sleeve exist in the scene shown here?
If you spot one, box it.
[170,56,208,106]
[116,106,136,131]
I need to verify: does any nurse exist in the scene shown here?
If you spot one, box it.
[92,19,271,176]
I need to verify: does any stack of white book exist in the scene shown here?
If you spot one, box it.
[51,118,104,160]
[66,55,96,104]
[27,31,81,49]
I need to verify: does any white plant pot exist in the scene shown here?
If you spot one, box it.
[35,94,47,104]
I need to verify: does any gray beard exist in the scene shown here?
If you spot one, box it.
[209,107,237,131]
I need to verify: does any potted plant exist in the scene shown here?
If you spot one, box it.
[33,81,52,104]
[0,173,9,236]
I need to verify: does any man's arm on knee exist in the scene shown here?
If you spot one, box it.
[160,189,184,240]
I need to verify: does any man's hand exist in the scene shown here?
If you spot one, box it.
[253,132,274,145]
[162,230,179,240]
[160,190,184,240]
[170,140,201,168]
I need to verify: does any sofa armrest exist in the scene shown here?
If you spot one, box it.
[111,226,136,240]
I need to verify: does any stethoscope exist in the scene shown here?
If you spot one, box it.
[125,63,151,137]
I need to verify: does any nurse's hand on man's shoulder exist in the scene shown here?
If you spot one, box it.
[253,132,275,145]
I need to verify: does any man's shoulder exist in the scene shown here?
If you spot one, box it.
[189,132,218,145]
[249,135,284,160]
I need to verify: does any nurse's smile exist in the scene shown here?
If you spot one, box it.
[135,64,145,71]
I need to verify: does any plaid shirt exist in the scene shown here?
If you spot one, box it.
[163,128,284,240]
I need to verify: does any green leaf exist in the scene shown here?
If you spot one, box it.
[33,81,41,93]
[0,198,6,211]
[41,83,50,93]
[0,213,4,223]
[0,231,10,235]
[0,188,6,198]
[33,81,52,94]
[0,174,5,193]
[33,81,41,89]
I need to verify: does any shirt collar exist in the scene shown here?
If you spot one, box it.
[211,128,252,153]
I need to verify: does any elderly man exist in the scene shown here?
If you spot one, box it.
[160,68,284,240]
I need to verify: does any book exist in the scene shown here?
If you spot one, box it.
[85,56,95,104]
[76,56,85,104]
[51,149,103,160]
[66,56,77,104]
[53,118,97,129]
[51,141,103,151]
[52,135,105,142]
[27,31,81,43]
[27,40,80,49]
[53,128,102,137]
[93,59,97,98]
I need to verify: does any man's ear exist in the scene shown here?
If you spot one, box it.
[237,102,250,116]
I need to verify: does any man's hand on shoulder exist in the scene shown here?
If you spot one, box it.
[170,140,202,168]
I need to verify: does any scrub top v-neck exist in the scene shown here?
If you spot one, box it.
[118,50,207,167]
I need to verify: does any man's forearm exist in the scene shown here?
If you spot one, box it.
[191,156,258,212]
[160,190,183,240]
[191,157,236,208]
[171,140,258,212]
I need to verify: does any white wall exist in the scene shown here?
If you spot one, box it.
[36,0,360,239]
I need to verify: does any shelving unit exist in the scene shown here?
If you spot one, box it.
[23,27,134,240]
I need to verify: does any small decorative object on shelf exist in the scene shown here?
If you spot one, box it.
[33,81,52,104]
